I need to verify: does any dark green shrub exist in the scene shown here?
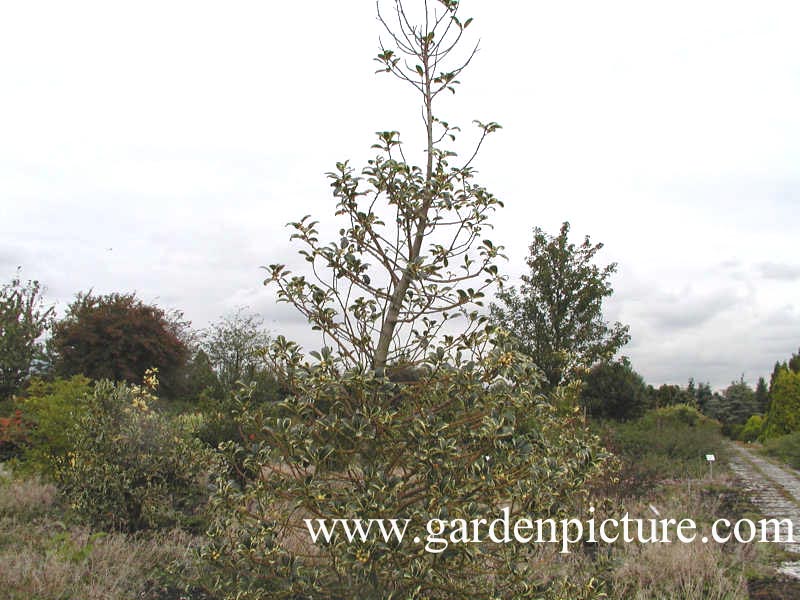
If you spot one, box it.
[55,372,210,532]
[722,423,744,439]
[580,359,651,421]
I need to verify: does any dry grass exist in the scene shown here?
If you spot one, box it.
[0,525,201,600]
[601,476,760,600]
[0,471,205,600]
[0,474,57,519]
[611,539,751,599]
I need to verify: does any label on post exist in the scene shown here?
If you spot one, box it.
[705,454,716,462]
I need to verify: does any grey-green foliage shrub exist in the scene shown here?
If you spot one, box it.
[603,404,723,487]
[199,341,610,599]
[55,375,210,532]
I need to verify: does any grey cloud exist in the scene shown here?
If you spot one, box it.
[756,262,800,281]
[644,290,743,331]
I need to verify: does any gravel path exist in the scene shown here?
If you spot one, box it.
[727,443,800,578]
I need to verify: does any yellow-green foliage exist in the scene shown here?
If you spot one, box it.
[15,376,92,477]
[739,414,763,442]
[761,368,800,440]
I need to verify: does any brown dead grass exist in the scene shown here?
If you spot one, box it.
[605,476,757,600]
[0,472,204,600]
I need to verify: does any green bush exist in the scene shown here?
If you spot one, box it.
[602,404,724,488]
[580,359,651,421]
[14,375,92,477]
[739,414,764,442]
[55,373,210,532]
[198,344,611,599]
[762,432,800,470]
[649,402,702,426]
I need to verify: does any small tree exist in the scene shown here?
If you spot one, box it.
[755,376,769,414]
[202,2,610,598]
[201,308,271,395]
[49,292,189,397]
[580,358,650,421]
[762,367,800,440]
[264,0,505,375]
[721,377,758,426]
[490,222,630,391]
[0,270,54,400]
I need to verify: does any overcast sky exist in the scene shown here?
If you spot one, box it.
[2,1,799,390]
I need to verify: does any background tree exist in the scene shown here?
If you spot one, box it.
[0,270,54,400]
[649,383,696,408]
[490,222,629,390]
[720,377,758,426]
[180,349,221,400]
[755,376,769,413]
[789,348,800,374]
[49,292,188,397]
[580,357,650,421]
[692,380,715,415]
[201,308,271,396]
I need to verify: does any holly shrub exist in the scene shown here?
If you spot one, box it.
[198,341,611,599]
[55,371,211,532]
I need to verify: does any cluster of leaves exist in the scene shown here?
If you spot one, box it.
[198,341,610,599]
[55,373,210,532]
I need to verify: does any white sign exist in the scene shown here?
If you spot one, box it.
[705,454,716,462]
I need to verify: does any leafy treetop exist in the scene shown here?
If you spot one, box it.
[264,0,505,376]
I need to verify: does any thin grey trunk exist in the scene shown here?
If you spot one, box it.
[373,37,435,377]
